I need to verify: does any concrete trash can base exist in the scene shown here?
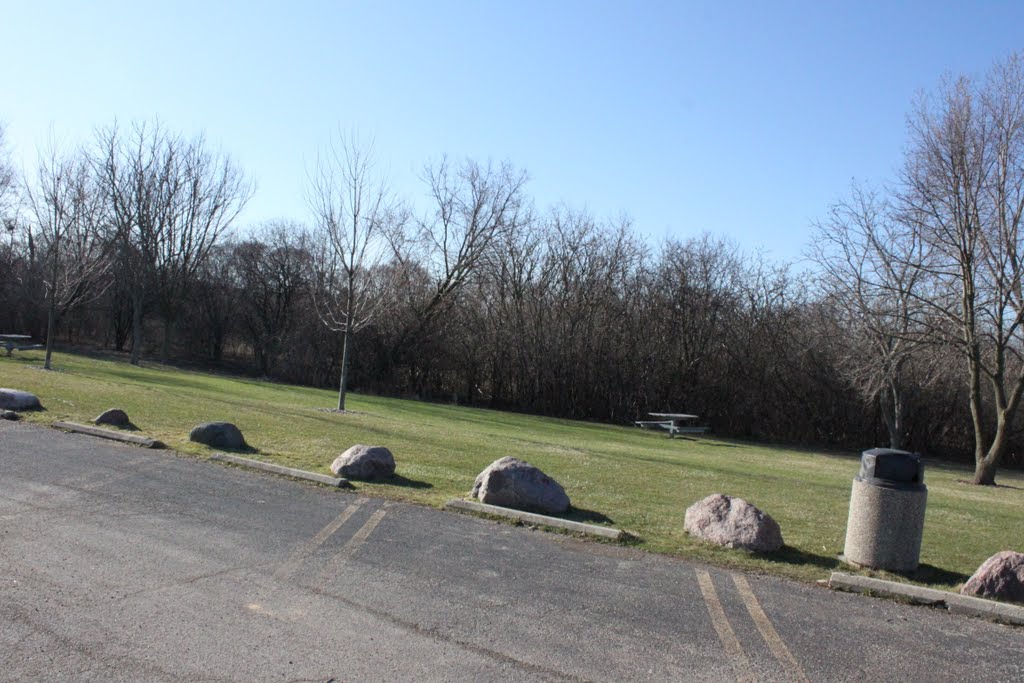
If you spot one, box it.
[843,448,927,573]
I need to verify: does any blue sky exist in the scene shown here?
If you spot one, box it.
[3,1,1023,261]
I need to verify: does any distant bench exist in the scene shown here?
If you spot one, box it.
[0,334,44,357]
[634,412,710,438]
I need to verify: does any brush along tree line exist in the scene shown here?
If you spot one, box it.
[3,56,1024,485]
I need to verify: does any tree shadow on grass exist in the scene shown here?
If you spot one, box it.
[98,421,139,432]
[908,563,970,587]
[766,548,968,588]
[766,546,843,572]
[564,506,615,525]
[217,444,261,455]
[952,478,1023,490]
[384,474,433,489]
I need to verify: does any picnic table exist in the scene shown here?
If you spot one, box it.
[1,335,44,357]
[634,412,709,438]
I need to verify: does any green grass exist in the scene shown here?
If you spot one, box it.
[3,350,1022,588]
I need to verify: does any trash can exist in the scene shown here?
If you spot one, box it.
[843,448,927,572]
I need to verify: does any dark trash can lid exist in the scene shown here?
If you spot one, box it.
[856,448,926,491]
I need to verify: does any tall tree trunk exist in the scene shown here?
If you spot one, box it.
[130,290,144,366]
[880,382,904,450]
[337,328,351,411]
[967,344,986,473]
[972,414,1007,485]
[43,293,56,371]
[161,318,173,364]
[973,452,1000,485]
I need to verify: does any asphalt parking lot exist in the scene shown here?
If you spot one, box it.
[2,421,1022,682]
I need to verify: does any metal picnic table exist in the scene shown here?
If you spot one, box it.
[0,335,44,357]
[633,412,708,438]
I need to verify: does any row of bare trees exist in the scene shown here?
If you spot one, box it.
[811,55,1024,484]
[4,54,1024,485]
[2,121,252,370]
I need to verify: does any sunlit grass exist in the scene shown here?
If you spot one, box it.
[3,349,1021,588]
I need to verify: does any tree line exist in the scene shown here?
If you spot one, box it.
[4,55,1024,484]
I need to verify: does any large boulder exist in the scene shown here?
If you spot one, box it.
[471,456,570,514]
[961,551,1024,604]
[189,422,246,449]
[330,444,395,480]
[95,408,130,427]
[684,493,783,553]
[0,389,42,411]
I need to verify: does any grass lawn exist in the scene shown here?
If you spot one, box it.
[3,350,1021,588]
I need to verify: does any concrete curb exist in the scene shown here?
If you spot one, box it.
[445,499,630,541]
[828,572,1024,626]
[209,453,350,488]
[52,421,165,449]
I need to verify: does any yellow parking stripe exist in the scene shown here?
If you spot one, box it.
[732,574,809,683]
[696,569,756,683]
[273,501,362,580]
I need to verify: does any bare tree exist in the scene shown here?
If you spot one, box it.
[0,122,16,222]
[94,120,251,365]
[95,121,173,365]
[152,132,252,362]
[307,135,406,411]
[232,221,311,374]
[898,54,1024,484]
[389,157,528,372]
[25,140,111,369]
[810,184,932,448]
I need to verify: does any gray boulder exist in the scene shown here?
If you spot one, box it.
[330,444,395,480]
[684,493,783,553]
[1,409,19,421]
[189,422,246,449]
[471,456,570,514]
[0,388,42,411]
[961,551,1024,604]
[95,408,130,427]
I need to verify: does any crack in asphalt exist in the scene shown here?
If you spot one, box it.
[305,583,595,683]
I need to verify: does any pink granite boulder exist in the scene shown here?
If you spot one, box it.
[684,493,783,553]
[960,551,1024,604]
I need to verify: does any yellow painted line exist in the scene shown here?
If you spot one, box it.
[272,502,362,580]
[301,507,390,590]
[696,569,756,683]
[334,508,387,561]
[732,574,809,683]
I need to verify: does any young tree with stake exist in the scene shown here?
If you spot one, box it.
[308,134,406,411]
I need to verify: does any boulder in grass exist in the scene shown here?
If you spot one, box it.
[471,456,570,515]
[684,493,783,553]
[1,409,19,421]
[95,408,131,428]
[189,422,246,449]
[0,389,42,411]
[330,444,395,480]
[960,551,1024,604]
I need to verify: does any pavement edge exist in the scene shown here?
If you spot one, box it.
[52,421,165,449]
[445,498,630,541]
[828,571,1024,626]
[209,452,350,488]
